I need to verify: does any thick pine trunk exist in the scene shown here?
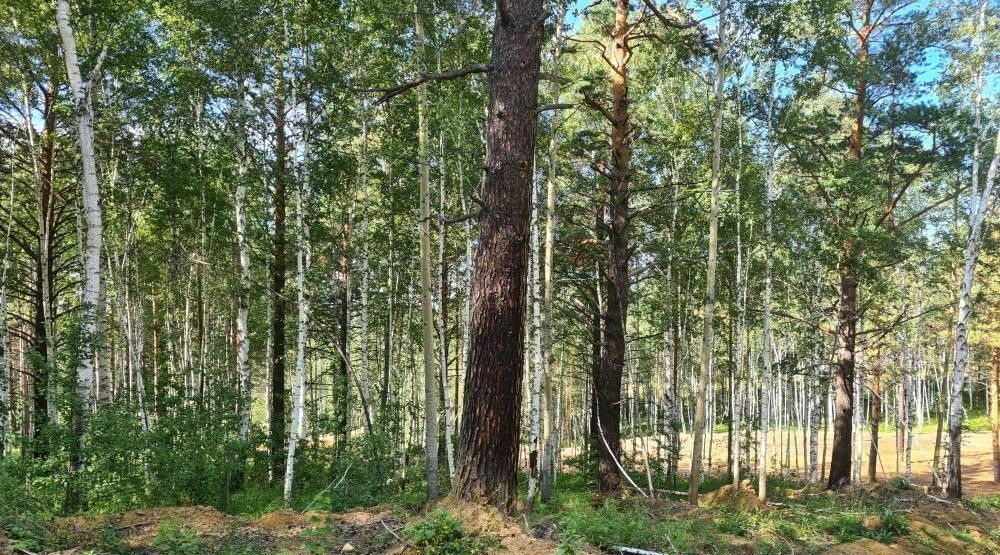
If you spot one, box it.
[595,0,631,495]
[829,259,858,488]
[868,367,881,482]
[454,0,544,513]
[828,0,870,488]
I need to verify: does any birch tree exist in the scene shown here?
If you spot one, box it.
[57,0,106,504]
[946,7,997,497]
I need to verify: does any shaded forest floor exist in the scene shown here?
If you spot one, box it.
[3,431,999,554]
[5,478,1000,554]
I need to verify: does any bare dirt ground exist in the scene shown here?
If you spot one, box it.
[50,499,566,554]
[576,428,1000,496]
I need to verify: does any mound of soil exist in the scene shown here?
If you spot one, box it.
[59,505,235,543]
[823,538,904,554]
[701,479,765,510]
[433,496,590,555]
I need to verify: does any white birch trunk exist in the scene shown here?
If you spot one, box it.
[235,83,253,446]
[437,133,455,481]
[946,0,993,498]
[360,116,374,431]
[57,0,104,473]
[947,127,1000,497]
[284,152,310,506]
[540,2,566,502]
[526,168,543,508]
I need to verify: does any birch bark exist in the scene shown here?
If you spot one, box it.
[57,0,104,494]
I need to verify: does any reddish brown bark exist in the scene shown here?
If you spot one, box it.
[868,365,881,482]
[454,0,545,513]
[590,0,632,495]
[269,57,288,483]
[828,0,871,489]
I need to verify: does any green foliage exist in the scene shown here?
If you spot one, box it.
[559,500,708,552]
[556,528,584,555]
[965,495,1000,512]
[151,518,207,555]
[404,510,499,555]
[323,434,423,512]
[823,508,907,544]
[300,516,343,555]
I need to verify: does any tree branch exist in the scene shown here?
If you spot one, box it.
[363,64,490,103]
[641,0,700,30]
[890,186,965,232]
[537,102,576,113]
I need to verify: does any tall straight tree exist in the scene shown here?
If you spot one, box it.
[235,81,253,456]
[413,0,439,501]
[269,41,289,483]
[540,0,567,503]
[758,59,778,501]
[689,0,727,504]
[57,0,105,508]
[586,0,633,494]
[454,0,545,513]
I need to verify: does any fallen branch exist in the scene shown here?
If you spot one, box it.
[113,520,153,531]
[614,546,668,555]
[380,519,412,546]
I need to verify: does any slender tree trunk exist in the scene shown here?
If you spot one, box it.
[284,161,310,505]
[758,58,777,495]
[57,0,104,509]
[947,128,1000,498]
[868,367,881,482]
[454,0,544,513]
[690,0,726,504]
[438,133,456,481]
[539,2,566,502]
[526,170,543,510]
[732,100,744,487]
[235,82,253,450]
[0,181,12,457]
[991,347,999,483]
[413,0,440,501]
[360,117,375,431]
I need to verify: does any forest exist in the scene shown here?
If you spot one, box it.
[2,0,1000,553]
